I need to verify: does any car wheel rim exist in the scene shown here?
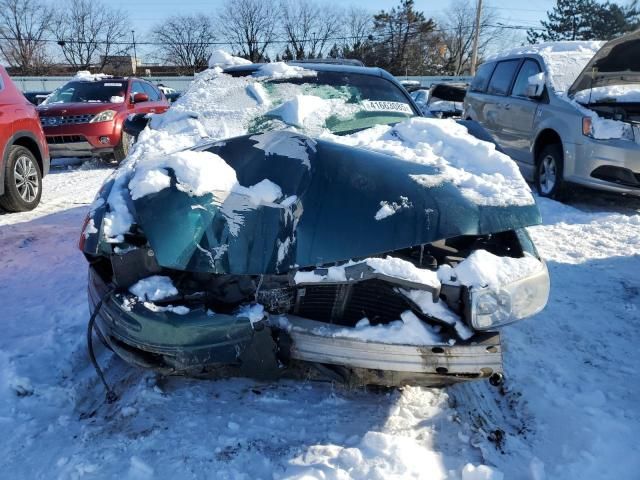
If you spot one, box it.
[14,155,39,203]
[539,155,557,195]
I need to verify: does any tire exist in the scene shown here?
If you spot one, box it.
[535,144,568,200]
[0,145,42,212]
[113,131,133,164]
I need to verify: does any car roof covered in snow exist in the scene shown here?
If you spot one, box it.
[222,62,399,84]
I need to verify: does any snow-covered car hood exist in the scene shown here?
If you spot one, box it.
[86,127,540,275]
[569,30,640,97]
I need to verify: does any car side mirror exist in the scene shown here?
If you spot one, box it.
[132,92,149,103]
[526,73,545,99]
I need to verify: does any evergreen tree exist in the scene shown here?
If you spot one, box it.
[367,0,436,75]
[528,0,640,43]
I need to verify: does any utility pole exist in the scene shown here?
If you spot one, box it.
[470,0,482,76]
[131,30,137,75]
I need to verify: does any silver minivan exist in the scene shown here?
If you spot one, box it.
[464,31,640,199]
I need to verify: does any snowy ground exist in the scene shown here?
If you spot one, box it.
[1,160,639,480]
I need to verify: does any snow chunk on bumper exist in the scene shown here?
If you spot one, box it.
[129,276,177,302]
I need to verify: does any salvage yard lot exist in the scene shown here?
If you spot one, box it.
[1,160,639,479]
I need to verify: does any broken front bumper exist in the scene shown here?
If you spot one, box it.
[88,267,502,387]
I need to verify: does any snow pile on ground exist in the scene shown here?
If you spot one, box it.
[489,41,602,93]
[325,118,534,207]
[208,49,252,68]
[573,84,640,103]
[129,275,178,302]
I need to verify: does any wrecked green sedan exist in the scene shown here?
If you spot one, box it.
[81,60,549,388]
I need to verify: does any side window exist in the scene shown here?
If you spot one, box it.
[470,62,495,93]
[131,81,147,98]
[511,59,542,97]
[486,59,521,96]
[141,83,160,101]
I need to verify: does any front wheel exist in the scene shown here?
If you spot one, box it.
[0,145,42,212]
[535,144,568,200]
[113,131,134,164]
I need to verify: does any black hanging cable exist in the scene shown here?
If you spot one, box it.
[87,288,118,404]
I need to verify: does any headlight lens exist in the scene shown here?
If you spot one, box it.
[582,116,635,141]
[91,110,117,123]
[470,260,550,330]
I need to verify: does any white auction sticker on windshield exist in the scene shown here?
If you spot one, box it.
[361,100,413,114]
[104,83,123,87]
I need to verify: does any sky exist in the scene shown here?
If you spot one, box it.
[112,0,557,40]
[105,0,558,61]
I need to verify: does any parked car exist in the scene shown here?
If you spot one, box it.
[464,31,640,199]
[157,84,181,103]
[413,84,467,118]
[0,67,50,212]
[410,88,430,112]
[82,62,549,388]
[37,75,170,163]
[23,91,51,106]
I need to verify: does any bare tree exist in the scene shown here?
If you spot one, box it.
[52,0,130,70]
[438,0,508,75]
[151,15,215,72]
[0,0,53,74]
[280,0,343,59]
[341,7,373,57]
[218,0,277,62]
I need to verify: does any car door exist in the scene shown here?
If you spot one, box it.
[464,62,496,125]
[482,59,522,143]
[497,59,543,164]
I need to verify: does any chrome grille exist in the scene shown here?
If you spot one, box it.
[40,114,95,127]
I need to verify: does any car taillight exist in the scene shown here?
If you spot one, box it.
[79,213,91,251]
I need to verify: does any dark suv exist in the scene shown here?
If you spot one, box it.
[37,76,170,162]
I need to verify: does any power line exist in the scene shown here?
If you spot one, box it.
[0,23,544,49]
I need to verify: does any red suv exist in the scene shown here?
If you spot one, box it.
[0,66,49,212]
[37,76,170,162]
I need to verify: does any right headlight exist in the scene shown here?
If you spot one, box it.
[470,260,550,330]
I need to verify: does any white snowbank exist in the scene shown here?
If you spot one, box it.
[208,49,251,68]
[129,275,178,302]
[324,118,534,207]
[490,41,602,93]
[462,463,504,480]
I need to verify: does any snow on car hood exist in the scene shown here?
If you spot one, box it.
[85,63,540,274]
[569,30,640,97]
